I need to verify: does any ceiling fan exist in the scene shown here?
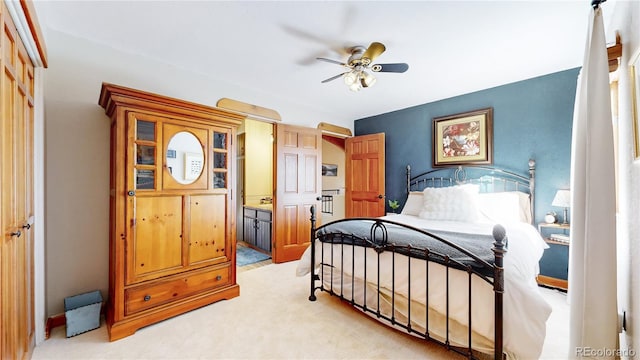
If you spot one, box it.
[317,42,409,92]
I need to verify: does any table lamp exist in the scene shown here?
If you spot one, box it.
[552,189,571,225]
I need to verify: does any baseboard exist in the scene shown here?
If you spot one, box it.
[45,314,66,339]
[45,304,107,339]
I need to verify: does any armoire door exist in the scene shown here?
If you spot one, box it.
[124,114,232,285]
[273,124,321,263]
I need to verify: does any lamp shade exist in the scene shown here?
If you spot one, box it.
[552,189,571,208]
[343,71,358,86]
[360,71,377,88]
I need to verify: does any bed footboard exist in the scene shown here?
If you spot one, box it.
[307,206,506,360]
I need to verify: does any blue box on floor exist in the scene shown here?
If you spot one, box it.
[64,290,103,337]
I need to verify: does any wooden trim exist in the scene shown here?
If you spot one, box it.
[322,134,346,150]
[45,314,66,339]
[537,275,568,291]
[216,98,281,122]
[607,33,622,73]
[45,302,109,339]
[20,0,48,68]
[317,122,352,137]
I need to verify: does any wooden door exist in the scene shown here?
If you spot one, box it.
[0,5,35,359]
[345,133,386,217]
[273,124,321,263]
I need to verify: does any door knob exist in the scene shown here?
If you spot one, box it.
[378,195,384,199]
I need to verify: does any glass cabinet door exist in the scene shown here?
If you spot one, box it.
[135,120,156,190]
[212,131,229,189]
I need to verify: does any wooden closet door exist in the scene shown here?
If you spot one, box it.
[0,4,35,359]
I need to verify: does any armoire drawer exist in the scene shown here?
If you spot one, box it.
[125,266,230,315]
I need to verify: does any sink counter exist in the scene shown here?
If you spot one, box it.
[243,205,272,252]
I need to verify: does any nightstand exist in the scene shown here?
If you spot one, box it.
[537,223,570,291]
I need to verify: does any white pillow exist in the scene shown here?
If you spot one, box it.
[418,184,480,222]
[477,191,531,224]
[400,192,424,216]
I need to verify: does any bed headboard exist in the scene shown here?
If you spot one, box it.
[406,159,536,224]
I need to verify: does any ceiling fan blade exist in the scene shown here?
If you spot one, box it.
[371,63,409,73]
[361,42,386,64]
[321,73,346,83]
[317,57,347,66]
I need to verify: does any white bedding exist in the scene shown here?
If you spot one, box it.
[297,215,552,359]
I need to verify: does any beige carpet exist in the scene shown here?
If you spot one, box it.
[33,261,568,359]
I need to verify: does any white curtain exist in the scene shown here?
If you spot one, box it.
[568,5,618,358]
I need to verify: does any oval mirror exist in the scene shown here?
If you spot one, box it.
[166,131,204,184]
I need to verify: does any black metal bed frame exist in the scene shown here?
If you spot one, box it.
[407,159,536,224]
[307,160,536,360]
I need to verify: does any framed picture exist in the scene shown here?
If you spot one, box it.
[184,152,204,180]
[631,50,640,160]
[432,107,493,166]
[322,163,338,176]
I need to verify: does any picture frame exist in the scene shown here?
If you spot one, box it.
[322,163,338,176]
[184,152,204,180]
[432,107,493,166]
[630,50,640,160]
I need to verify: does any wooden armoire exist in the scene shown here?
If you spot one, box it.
[99,83,242,341]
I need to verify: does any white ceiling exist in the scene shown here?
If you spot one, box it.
[32,1,616,125]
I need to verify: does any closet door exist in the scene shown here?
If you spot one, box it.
[0,6,35,359]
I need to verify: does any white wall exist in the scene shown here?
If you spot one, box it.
[244,119,274,204]
[606,0,640,354]
[34,67,46,344]
[42,29,337,316]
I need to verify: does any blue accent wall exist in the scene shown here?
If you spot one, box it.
[354,68,579,223]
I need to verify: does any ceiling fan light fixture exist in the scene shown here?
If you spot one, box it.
[360,71,376,88]
[343,70,358,86]
[317,41,407,92]
[350,71,363,91]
